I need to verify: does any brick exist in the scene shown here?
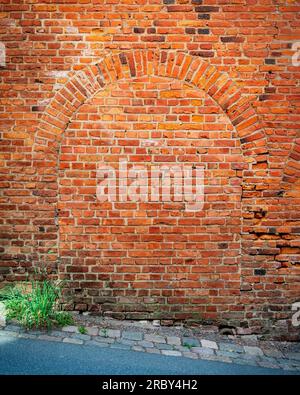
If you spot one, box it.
[198,29,209,35]
[195,6,219,12]
[133,28,145,34]
[221,36,244,43]
[0,2,299,343]
[198,14,210,19]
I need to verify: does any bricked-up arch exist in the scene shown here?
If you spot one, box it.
[32,51,269,311]
[35,50,268,158]
[282,139,300,186]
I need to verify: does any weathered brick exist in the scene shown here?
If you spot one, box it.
[0,1,299,342]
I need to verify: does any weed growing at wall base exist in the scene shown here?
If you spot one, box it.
[0,279,73,330]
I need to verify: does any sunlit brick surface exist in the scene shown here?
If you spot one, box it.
[0,1,299,338]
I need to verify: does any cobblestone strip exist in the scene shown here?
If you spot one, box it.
[0,324,299,372]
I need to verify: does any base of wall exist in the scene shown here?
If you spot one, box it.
[62,302,300,342]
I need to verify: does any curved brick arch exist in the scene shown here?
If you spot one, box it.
[282,139,300,186]
[32,49,269,267]
[34,50,268,162]
[30,50,272,323]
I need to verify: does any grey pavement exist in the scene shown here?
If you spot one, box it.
[0,333,295,375]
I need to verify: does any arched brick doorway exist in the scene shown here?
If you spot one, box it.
[33,50,268,325]
[58,77,243,320]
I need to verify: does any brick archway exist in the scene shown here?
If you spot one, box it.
[282,139,300,186]
[33,51,269,245]
[32,50,269,322]
[34,50,267,158]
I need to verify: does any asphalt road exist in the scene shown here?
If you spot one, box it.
[0,333,294,375]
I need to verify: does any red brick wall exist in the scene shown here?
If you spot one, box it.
[0,0,299,339]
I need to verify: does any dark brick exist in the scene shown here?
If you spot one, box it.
[134,28,145,34]
[221,36,244,43]
[119,53,127,64]
[195,6,219,12]
[141,36,165,42]
[190,50,214,57]
[259,95,268,101]
[291,227,300,234]
[265,87,276,93]
[254,269,266,276]
[198,28,209,34]
[185,28,196,34]
[265,58,275,64]
[198,14,210,20]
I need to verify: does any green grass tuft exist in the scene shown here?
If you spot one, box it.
[183,342,193,350]
[78,325,87,335]
[0,279,73,330]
